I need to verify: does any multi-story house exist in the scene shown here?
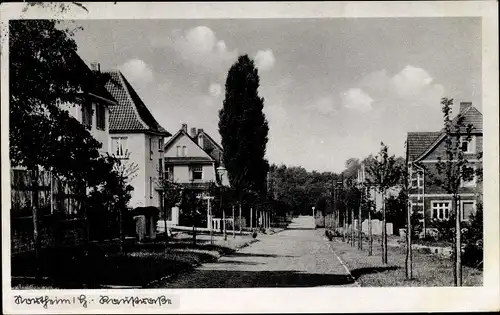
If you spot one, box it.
[10,54,117,253]
[163,124,225,189]
[10,56,117,217]
[162,124,228,226]
[406,102,483,237]
[101,68,172,209]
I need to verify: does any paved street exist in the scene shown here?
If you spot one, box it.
[162,216,358,288]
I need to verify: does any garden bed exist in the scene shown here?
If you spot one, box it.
[329,237,482,287]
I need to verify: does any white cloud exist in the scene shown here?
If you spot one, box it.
[157,26,238,73]
[119,59,154,85]
[208,82,222,97]
[357,65,445,107]
[391,65,434,98]
[341,88,374,112]
[308,95,337,114]
[254,49,275,72]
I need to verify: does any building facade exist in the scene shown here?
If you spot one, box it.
[406,102,483,237]
[102,69,171,209]
[162,124,228,227]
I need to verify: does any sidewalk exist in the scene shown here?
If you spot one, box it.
[328,237,482,286]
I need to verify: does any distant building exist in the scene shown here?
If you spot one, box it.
[163,123,228,191]
[162,124,229,226]
[406,102,483,236]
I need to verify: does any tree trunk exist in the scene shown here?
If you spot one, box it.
[163,196,169,245]
[119,207,125,252]
[351,208,355,247]
[192,224,196,245]
[239,203,242,234]
[342,208,347,242]
[31,167,41,279]
[382,189,388,264]
[223,202,227,241]
[405,199,413,279]
[358,190,363,250]
[454,195,462,286]
[250,207,253,229]
[232,204,236,238]
[368,208,373,256]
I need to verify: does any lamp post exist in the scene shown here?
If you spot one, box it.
[216,165,227,241]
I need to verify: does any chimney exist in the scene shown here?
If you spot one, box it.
[460,102,472,113]
[181,123,187,133]
[198,128,204,134]
[90,62,100,73]
[190,127,197,138]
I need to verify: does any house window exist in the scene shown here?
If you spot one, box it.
[176,146,181,157]
[190,165,203,181]
[460,201,476,221]
[81,102,93,129]
[164,165,173,181]
[431,201,451,220]
[111,137,127,158]
[461,165,477,188]
[158,158,163,178]
[149,137,153,160]
[182,146,187,157]
[96,103,106,130]
[158,139,163,152]
[460,136,476,154]
[149,177,153,198]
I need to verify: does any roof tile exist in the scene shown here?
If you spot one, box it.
[103,71,170,135]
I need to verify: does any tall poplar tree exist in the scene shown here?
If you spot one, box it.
[219,55,270,203]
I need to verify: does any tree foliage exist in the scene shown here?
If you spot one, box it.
[268,164,338,216]
[9,19,115,190]
[219,55,269,196]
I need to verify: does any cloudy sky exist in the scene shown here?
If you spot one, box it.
[70,18,481,173]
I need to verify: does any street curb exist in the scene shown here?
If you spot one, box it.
[326,241,361,287]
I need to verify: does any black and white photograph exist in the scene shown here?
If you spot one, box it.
[1,1,499,313]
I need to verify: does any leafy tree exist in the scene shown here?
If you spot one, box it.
[427,97,482,286]
[156,175,183,243]
[462,203,483,269]
[219,54,269,211]
[365,143,402,264]
[179,187,205,245]
[9,20,118,274]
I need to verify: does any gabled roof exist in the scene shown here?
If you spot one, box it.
[164,127,224,162]
[68,51,117,106]
[163,129,216,162]
[102,70,171,136]
[407,132,443,162]
[197,130,224,163]
[407,104,483,162]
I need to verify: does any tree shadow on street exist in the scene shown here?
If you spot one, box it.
[211,260,264,265]
[349,266,400,280]
[226,252,297,258]
[157,270,355,288]
[286,227,317,231]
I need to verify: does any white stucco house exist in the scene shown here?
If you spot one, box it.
[101,68,172,210]
[162,124,229,227]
